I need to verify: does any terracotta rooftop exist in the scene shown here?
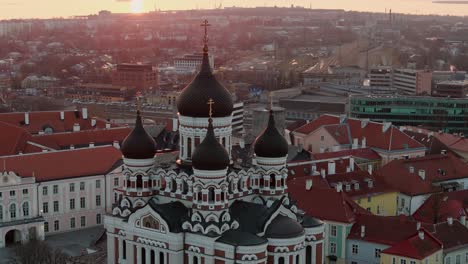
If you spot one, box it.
[382,229,442,260]
[0,146,122,182]
[288,177,368,223]
[0,121,32,156]
[431,220,468,253]
[293,114,424,151]
[413,190,468,224]
[310,148,381,161]
[377,154,468,196]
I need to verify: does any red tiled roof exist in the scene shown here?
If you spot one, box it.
[382,229,442,260]
[0,110,114,134]
[288,177,368,223]
[293,115,424,151]
[413,190,468,224]
[431,221,468,252]
[326,170,394,199]
[0,121,32,156]
[435,133,468,153]
[0,146,122,182]
[324,124,351,145]
[348,214,433,245]
[30,127,131,150]
[294,115,340,134]
[311,148,381,161]
[288,158,357,180]
[377,154,468,196]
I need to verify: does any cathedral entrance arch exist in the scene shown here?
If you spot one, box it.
[5,229,21,247]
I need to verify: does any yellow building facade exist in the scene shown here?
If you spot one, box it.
[354,191,399,216]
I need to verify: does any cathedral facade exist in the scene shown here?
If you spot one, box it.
[104,23,324,264]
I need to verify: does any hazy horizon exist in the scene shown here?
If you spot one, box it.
[0,0,467,19]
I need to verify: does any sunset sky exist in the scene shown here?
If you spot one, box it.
[0,0,467,19]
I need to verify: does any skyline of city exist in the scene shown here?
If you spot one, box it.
[1,0,468,19]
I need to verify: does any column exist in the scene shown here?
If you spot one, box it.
[107,234,116,264]
[136,245,142,264]
[118,238,123,262]
[145,247,151,264]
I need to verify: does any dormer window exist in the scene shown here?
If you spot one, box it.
[354,183,360,190]
[345,184,351,192]
[368,180,374,188]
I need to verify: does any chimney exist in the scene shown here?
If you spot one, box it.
[461,215,466,226]
[361,118,369,128]
[73,123,80,132]
[311,164,317,174]
[409,166,415,173]
[352,138,359,149]
[382,122,392,133]
[320,169,326,179]
[91,118,97,127]
[89,142,95,148]
[360,225,366,238]
[418,169,426,180]
[418,230,425,240]
[306,179,313,190]
[60,111,64,120]
[350,157,355,171]
[339,114,347,124]
[239,139,245,149]
[70,145,75,150]
[447,217,453,226]
[346,166,351,173]
[362,137,366,148]
[417,221,421,230]
[368,164,373,175]
[24,112,30,125]
[113,141,120,149]
[82,108,88,120]
[336,182,343,193]
[328,161,336,175]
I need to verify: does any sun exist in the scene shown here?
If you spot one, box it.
[131,0,144,13]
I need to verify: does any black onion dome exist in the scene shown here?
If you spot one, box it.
[265,215,304,239]
[254,110,289,158]
[121,111,157,159]
[192,118,230,170]
[177,46,233,118]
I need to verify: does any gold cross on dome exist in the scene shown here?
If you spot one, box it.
[207,98,214,118]
[201,19,211,45]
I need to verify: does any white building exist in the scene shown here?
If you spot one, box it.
[174,52,214,74]
[369,66,393,88]
[0,146,123,247]
[393,68,432,95]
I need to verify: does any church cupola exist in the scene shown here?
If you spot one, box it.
[192,117,230,171]
[254,110,289,159]
[121,110,157,160]
[253,109,289,198]
[177,20,234,165]
[176,23,233,118]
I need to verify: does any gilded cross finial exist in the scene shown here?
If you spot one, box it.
[201,19,211,45]
[207,98,214,118]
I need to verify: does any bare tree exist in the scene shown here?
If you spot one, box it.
[9,240,71,264]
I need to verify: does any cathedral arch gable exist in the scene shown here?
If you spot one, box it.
[128,205,169,234]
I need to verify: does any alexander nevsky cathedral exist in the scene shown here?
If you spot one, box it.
[104,21,325,264]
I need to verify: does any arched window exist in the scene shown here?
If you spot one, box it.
[141,248,146,264]
[197,191,202,202]
[171,179,177,192]
[296,255,300,264]
[0,205,3,220]
[222,137,226,148]
[159,252,164,264]
[270,174,276,189]
[136,175,143,188]
[306,245,312,264]
[187,138,192,158]
[208,188,215,203]
[22,202,29,217]
[150,250,155,264]
[278,256,285,264]
[10,204,16,219]
[193,256,199,264]
[123,240,127,260]
[221,191,225,202]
